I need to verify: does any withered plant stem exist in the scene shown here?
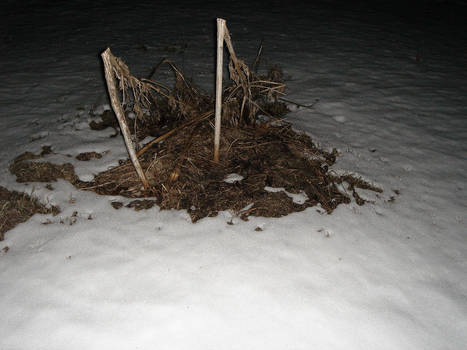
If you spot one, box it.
[101,48,150,189]
[251,40,263,73]
[223,26,240,72]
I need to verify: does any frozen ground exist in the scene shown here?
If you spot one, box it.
[1,1,466,349]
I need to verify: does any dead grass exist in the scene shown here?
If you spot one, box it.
[76,152,102,161]
[80,119,381,222]
[0,186,60,240]
[9,159,78,184]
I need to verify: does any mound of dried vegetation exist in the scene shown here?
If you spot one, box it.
[8,29,382,223]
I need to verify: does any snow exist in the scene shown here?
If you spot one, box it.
[224,173,245,183]
[264,186,309,204]
[1,1,466,349]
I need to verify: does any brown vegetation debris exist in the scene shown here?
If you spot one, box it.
[89,109,119,131]
[126,199,158,211]
[76,152,102,161]
[81,120,381,222]
[7,39,382,224]
[9,148,80,184]
[110,201,123,210]
[9,158,78,184]
[0,186,60,240]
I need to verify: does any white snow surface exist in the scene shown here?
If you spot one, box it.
[224,173,245,184]
[1,1,466,349]
[264,186,309,205]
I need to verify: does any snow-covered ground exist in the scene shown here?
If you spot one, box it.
[1,1,466,349]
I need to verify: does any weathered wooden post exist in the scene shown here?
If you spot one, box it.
[214,18,226,162]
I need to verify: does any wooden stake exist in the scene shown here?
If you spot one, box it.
[101,48,150,189]
[214,18,226,162]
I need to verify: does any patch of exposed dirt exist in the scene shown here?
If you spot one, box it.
[0,186,60,240]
